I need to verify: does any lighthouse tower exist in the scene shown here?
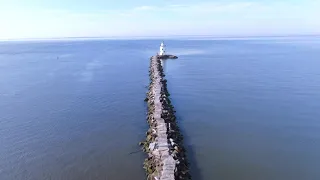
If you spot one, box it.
[159,42,166,56]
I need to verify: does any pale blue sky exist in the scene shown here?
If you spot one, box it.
[0,0,319,39]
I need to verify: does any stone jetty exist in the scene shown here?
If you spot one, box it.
[140,55,190,180]
[157,55,178,60]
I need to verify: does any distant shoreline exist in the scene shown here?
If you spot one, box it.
[1,34,319,42]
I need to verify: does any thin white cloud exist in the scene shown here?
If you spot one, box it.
[133,5,156,11]
[166,2,256,13]
[129,2,257,13]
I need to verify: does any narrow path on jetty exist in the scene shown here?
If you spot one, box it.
[141,56,190,180]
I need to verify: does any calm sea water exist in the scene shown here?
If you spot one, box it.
[1,37,320,180]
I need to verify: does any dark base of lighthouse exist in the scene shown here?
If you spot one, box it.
[157,55,178,59]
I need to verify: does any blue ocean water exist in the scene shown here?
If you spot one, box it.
[0,37,320,180]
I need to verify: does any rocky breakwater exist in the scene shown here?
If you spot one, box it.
[157,55,178,60]
[140,56,190,180]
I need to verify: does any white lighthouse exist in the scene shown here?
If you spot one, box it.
[159,42,166,56]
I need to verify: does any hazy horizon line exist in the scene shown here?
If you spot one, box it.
[1,34,319,42]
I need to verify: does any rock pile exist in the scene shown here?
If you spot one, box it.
[140,56,190,180]
[157,55,178,59]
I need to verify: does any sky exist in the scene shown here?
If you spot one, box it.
[0,0,319,39]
